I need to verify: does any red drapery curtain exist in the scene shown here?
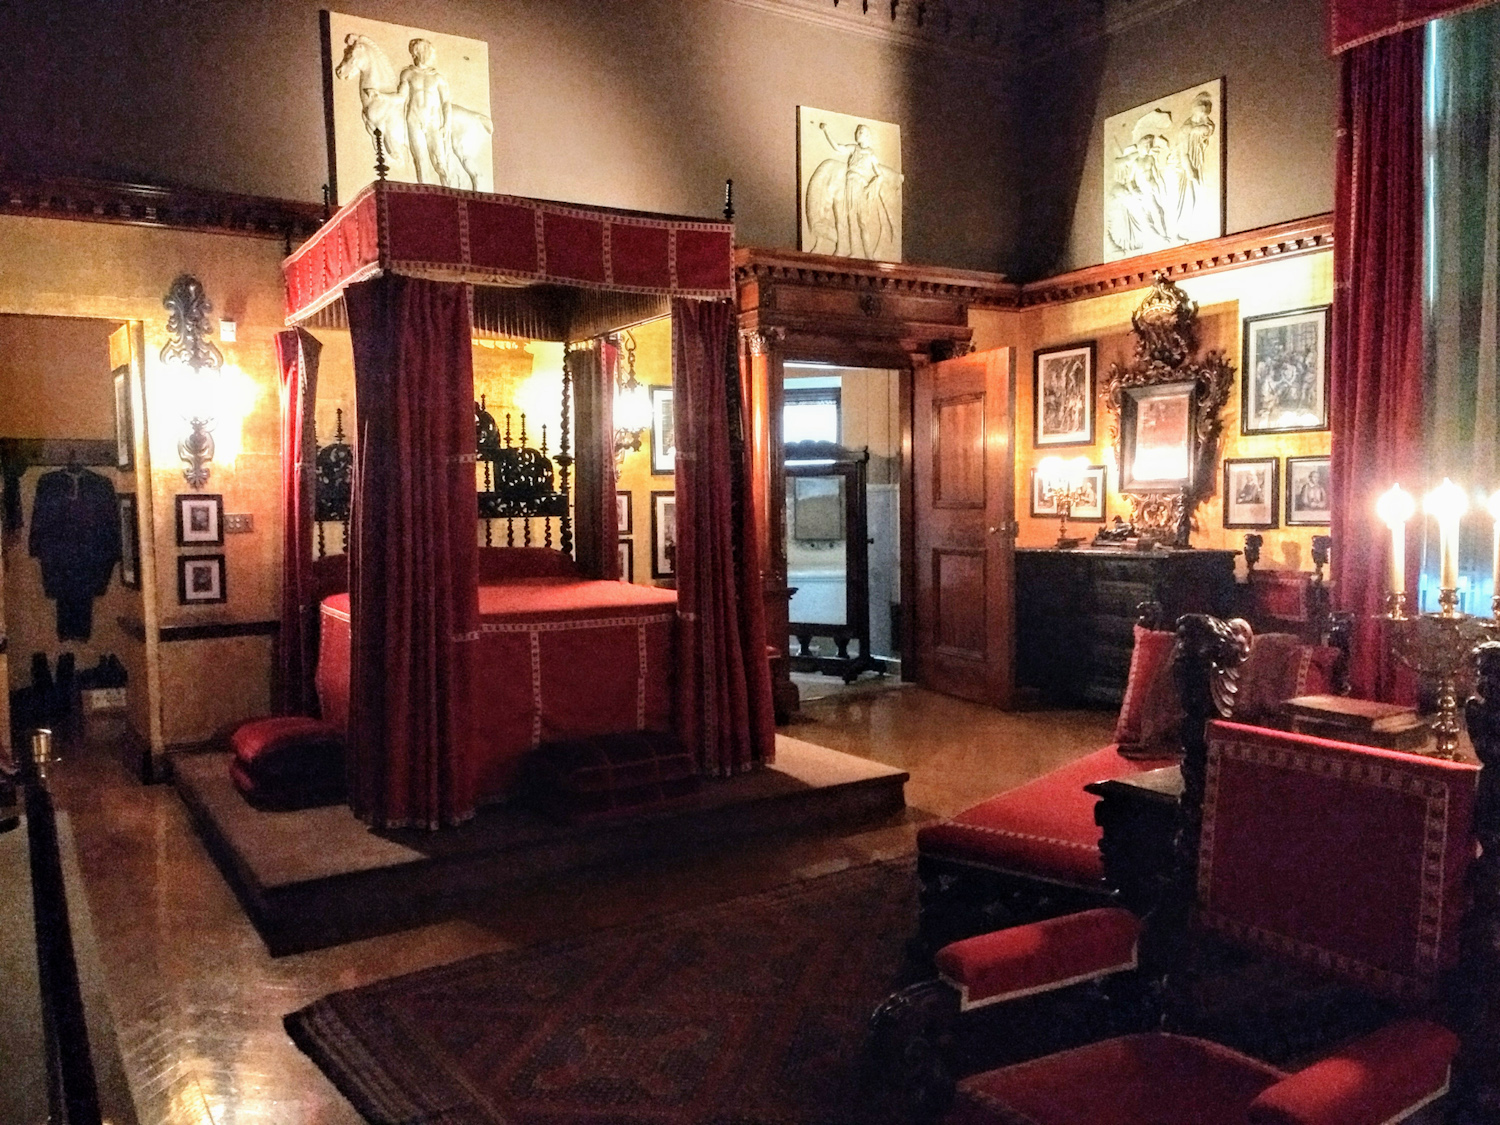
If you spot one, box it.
[571,339,619,579]
[274,327,324,715]
[672,298,776,775]
[1330,29,1427,702]
[345,275,481,828]
[1330,0,1496,53]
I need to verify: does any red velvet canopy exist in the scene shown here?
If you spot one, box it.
[279,180,771,829]
[283,180,735,327]
[1329,0,1498,52]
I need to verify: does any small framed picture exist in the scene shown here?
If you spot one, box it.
[1030,465,1107,521]
[616,490,633,534]
[1222,458,1279,529]
[176,493,224,546]
[1119,381,1196,492]
[1034,343,1096,447]
[618,539,634,583]
[1285,456,1332,526]
[178,554,227,605]
[651,490,676,578]
[1241,306,1330,434]
[118,494,140,589]
[112,366,133,471]
[650,386,676,475]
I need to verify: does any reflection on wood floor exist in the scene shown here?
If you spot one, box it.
[47,689,1115,1124]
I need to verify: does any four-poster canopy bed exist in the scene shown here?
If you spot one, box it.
[278,179,775,829]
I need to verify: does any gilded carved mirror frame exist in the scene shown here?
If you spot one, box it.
[1104,272,1235,544]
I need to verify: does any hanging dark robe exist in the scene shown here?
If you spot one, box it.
[29,467,121,640]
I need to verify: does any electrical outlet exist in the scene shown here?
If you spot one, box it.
[224,513,254,534]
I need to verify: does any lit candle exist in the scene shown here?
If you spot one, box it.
[1424,478,1468,592]
[1376,484,1415,596]
[1489,491,1500,613]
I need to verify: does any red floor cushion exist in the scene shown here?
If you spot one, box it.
[949,1033,1286,1125]
[526,731,700,824]
[916,745,1176,887]
[229,716,346,811]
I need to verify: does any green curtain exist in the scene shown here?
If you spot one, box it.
[1423,5,1500,605]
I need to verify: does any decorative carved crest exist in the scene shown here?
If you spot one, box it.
[1104,272,1234,539]
[160,275,223,373]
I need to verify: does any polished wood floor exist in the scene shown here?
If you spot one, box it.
[46,682,1115,1125]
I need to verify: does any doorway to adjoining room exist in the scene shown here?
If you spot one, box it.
[783,362,903,703]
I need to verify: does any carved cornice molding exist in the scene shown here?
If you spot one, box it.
[1011,214,1334,308]
[735,246,1012,303]
[719,0,1096,67]
[0,172,326,242]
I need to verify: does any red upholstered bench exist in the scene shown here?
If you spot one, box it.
[229,716,346,811]
[916,619,1344,945]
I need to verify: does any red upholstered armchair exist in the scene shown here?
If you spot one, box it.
[880,625,1500,1125]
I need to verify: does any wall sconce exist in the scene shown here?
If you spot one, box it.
[612,331,650,465]
[161,275,224,489]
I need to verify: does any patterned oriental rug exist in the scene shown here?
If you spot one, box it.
[285,860,918,1124]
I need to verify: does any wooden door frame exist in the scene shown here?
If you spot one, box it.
[735,247,1008,716]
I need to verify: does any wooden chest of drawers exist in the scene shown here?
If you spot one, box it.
[1015,547,1239,707]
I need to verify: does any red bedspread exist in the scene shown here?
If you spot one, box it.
[317,580,678,803]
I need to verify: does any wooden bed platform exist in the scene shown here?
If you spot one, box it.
[174,735,908,955]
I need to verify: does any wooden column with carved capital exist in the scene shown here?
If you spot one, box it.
[739,325,798,720]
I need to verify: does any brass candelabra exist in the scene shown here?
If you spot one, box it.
[1384,591,1497,759]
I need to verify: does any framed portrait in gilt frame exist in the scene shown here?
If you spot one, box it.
[1030,465,1106,521]
[618,539,634,583]
[650,387,676,475]
[112,366,133,471]
[1285,456,1332,526]
[651,491,676,579]
[1034,343,1096,447]
[117,494,140,589]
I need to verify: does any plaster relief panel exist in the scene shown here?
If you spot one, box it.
[324,11,493,205]
[797,106,903,263]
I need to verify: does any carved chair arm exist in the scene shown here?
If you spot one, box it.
[934,907,1143,1013]
[1247,1018,1458,1125]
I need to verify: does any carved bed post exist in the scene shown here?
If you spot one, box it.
[1456,642,1500,1122]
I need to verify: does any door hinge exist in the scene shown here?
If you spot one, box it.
[988,520,1019,538]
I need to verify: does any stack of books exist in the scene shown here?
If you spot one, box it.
[1278,694,1431,752]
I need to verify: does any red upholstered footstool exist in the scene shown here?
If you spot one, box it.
[526,731,699,824]
[229,716,346,811]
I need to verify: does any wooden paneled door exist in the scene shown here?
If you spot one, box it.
[0,518,9,759]
[912,348,1016,707]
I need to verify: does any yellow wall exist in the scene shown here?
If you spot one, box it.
[0,213,290,756]
[972,250,1334,578]
[614,316,674,585]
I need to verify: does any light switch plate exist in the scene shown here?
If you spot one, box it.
[224,513,254,533]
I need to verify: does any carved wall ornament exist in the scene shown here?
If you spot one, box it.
[797,106,903,262]
[1104,272,1235,540]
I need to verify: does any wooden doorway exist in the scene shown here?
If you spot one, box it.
[911,348,1016,707]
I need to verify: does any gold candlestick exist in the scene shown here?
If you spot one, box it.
[1386,606,1496,759]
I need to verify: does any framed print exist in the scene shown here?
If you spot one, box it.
[1285,456,1332,526]
[651,490,676,578]
[797,106,903,262]
[178,554,227,605]
[650,386,676,475]
[616,490,633,534]
[1030,465,1106,521]
[1241,306,1330,434]
[791,475,845,541]
[112,366,133,470]
[322,11,493,205]
[175,494,224,546]
[1034,343,1096,447]
[618,539,634,583]
[1222,457,1279,529]
[1103,78,1223,262]
[117,494,140,589]
[1119,381,1196,492]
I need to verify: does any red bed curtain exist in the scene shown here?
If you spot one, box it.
[345,275,482,828]
[1329,29,1426,702]
[571,339,619,579]
[274,327,323,715]
[672,298,776,775]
